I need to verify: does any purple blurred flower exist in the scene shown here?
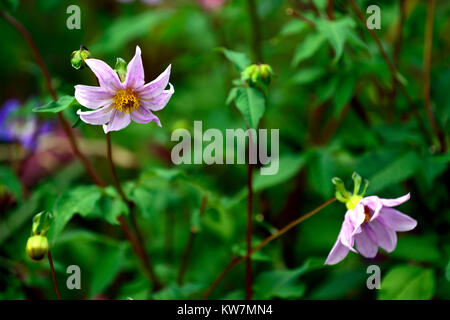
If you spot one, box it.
[198,0,226,11]
[0,99,52,151]
[325,193,417,265]
[75,46,173,133]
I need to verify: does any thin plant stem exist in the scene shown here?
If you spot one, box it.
[47,250,60,300]
[177,195,208,285]
[348,0,444,150]
[0,9,105,186]
[247,0,262,62]
[105,133,162,290]
[202,197,336,299]
[246,159,253,299]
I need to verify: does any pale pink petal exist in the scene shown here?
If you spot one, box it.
[125,46,145,89]
[103,110,131,133]
[361,196,383,221]
[348,204,365,237]
[77,105,114,125]
[377,207,417,232]
[366,220,397,253]
[85,59,122,92]
[354,229,378,258]
[380,193,410,208]
[141,83,174,111]
[136,65,171,100]
[131,107,161,126]
[74,85,114,109]
[324,238,350,265]
[338,215,357,252]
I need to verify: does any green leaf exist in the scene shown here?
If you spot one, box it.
[253,154,305,192]
[391,235,441,263]
[292,33,326,67]
[90,10,173,54]
[0,165,21,200]
[369,152,420,193]
[89,244,126,298]
[333,76,355,116]
[217,48,251,72]
[280,20,308,36]
[379,265,435,300]
[253,258,323,299]
[446,260,450,282]
[48,185,102,242]
[33,95,77,113]
[316,17,355,64]
[235,87,266,129]
[289,67,325,85]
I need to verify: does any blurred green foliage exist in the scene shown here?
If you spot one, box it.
[0,0,449,300]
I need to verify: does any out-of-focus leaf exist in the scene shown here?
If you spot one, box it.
[280,20,308,36]
[391,235,441,263]
[89,244,126,298]
[446,260,450,282]
[217,48,251,72]
[316,17,355,64]
[289,67,325,85]
[235,86,265,130]
[292,33,326,67]
[379,265,435,300]
[254,258,323,299]
[369,152,420,193]
[0,165,21,200]
[333,76,355,116]
[32,95,76,113]
[90,10,173,54]
[253,154,305,192]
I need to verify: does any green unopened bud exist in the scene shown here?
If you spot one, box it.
[71,46,90,70]
[26,235,48,261]
[114,58,127,82]
[259,64,274,85]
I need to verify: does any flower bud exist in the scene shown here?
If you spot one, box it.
[71,46,91,70]
[26,235,48,261]
[241,63,274,87]
[114,58,127,82]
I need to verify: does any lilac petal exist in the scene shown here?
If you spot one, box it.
[360,196,383,221]
[125,46,145,89]
[75,85,114,109]
[348,205,365,237]
[380,193,410,207]
[137,65,171,100]
[378,207,417,232]
[141,83,174,111]
[354,228,378,258]
[0,99,20,125]
[366,220,397,253]
[85,59,122,92]
[131,107,161,126]
[324,238,350,265]
[103,110,131,133]
[338,215,357,252]
[77,105,114,125]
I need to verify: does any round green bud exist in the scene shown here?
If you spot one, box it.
[259,64,273,85]
[26,235,48,261]
[71,46,90,70]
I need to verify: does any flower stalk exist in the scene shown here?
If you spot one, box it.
[47,250,60,300]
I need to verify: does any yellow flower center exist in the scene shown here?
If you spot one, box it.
[113,89,140,113]
[345,195,362,210]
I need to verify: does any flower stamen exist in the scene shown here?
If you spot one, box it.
[112,89,140,113]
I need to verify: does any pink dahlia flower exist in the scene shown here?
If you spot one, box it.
[325,193,417,265]
[75,46,173,133]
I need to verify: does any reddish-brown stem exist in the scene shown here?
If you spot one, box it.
[106,133,162,290]
[327,0,334,20]
[246,159,253,300]
[47,250,60,300]
[202,197,336,299]
[348,0,443,150]
[247,0,262,62]
[177,195,208,285]
[423,0,445,152]
[286,8,316,28]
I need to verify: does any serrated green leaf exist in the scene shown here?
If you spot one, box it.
[292,33,326,67]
